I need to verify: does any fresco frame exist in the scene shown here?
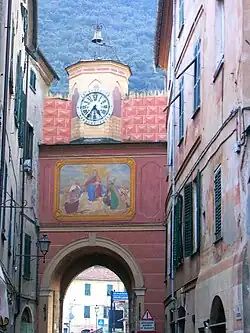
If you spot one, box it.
[54,157,136,221]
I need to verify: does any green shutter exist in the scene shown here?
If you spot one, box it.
[214,167,222,240]
[14,53,23,127]
[196,171,201,250]
[24,234,31,279]
[179,77,184,140]
[184,182,193,257]
[18,92,26,148]
[179,0,184,29]
[8,189,13,252]
[1,163,8,230]
[194,39,201,111]
[173,195,183,268]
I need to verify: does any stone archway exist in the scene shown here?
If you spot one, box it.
[39,236,145,333]
[209,296,226,333]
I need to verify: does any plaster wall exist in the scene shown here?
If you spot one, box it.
[163,0,249,332]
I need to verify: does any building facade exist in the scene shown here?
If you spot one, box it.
[63,266,127,333]
[0,1,58,332]
[155,0,250,333]
[38,59,167,333]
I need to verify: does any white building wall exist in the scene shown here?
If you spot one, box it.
[63,276,126,333]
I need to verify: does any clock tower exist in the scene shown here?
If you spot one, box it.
[66,59,131,143]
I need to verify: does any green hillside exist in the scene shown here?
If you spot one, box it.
[38,0,164,93]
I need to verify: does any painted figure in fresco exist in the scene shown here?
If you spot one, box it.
[119,184,130,209]
[64,183,82,214]
[107,177,120,210]
[84,170,103,202]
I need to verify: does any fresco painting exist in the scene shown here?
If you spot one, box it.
[54,158,135,221]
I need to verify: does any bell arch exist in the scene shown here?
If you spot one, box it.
[39,236,145,333]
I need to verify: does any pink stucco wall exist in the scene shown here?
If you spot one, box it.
[39,143,166,332]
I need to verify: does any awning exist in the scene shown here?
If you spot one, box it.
[0,264,9,328]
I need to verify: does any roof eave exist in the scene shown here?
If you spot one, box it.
[154,0,173,70]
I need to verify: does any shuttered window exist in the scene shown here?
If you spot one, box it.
[173,195,183,268]
[195,171,201,251]
[8,189,13,253]
[184,182,193,257]
[104,306,109,318]
[214,166,222,240]
[14,51,22,127]
[194,39,201,112]
[23,234,31,279]
[107,284,113,296]
[9,21,15,93]
[29,69,36,92]
[179,0,184,30]
[85,283,91,296]
[84,306,90,318]
[192,171,202,253]
[179,77,184,141]
[18,92,27,148]
[1,163,8,231]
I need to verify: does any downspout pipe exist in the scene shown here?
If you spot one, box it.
[170,0,177,313]
[17,50,29,315]
[0,0,12,223]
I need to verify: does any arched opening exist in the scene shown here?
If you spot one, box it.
[39,237,145,333]
[209,296,226,333]
[20,307,33,333]
[63,266,128,333]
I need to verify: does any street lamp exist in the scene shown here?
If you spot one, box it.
[16,233,51,263]
[38,234,51,263]
[95,305,99,331]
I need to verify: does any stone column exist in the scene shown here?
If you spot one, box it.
[133,288,146,331]
[52,290,61,333]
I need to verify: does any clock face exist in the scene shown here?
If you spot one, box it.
[76,90,113,126]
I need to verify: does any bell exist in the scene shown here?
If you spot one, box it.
[92,25,103,44]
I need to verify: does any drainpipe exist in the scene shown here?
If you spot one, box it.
[17,50,29,315]
[170,0,177,315]
[0,0,12,223]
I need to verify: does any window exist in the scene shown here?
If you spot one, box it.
[84,306,90,318]
[214,166,222,241]
[103,306,109,318]
[24,122,33,171]
[9,21,15,94]
[8,189,13,253]
[184,182,193,257]
[85,283,91,296]
[107,284,113,296]
[215,0,224,67]
[179,77,184,141]
[14,51,22,128]
[21,4,28,45]
[1,163,8,231]
[24,234,31,279]
[173,195,183,267]
[179,0,184,31]
[192,171,201,253]
[194,39,201,112]
[29,69,36,92]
